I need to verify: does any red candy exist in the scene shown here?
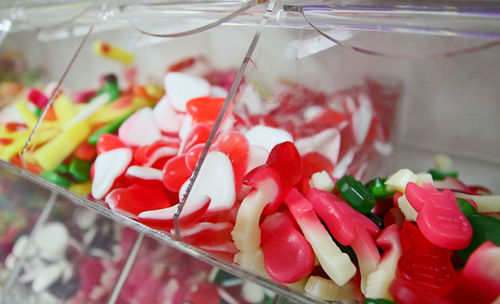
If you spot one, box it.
[75,141,97,161]
[214,130,249,193]
[97,134,127,155]
[181,123,211,153]
[27,88,49,108]
[405,182,472,250]
[162,155,192,193]
[299,151,334,193]
[106,183,172,218]
[397,221,457,296]
[185,143,204,172]
[389,277,455,304]
[186,97,226,124]
[260,211,315,283]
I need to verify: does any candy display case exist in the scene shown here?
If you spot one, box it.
[1,1,500,303]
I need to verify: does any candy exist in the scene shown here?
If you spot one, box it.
[260,212,314,283]
[309,171,335,192]
[405,182,472,250]
[91,148,132,199]
[428,168,459,181]
[40,170,71,188]
[286,188,357,286]
[365,225,402,300]
[153,96,182,134]
[118,107,162,147]
[34,120,91,171]
[93,41,134,65]
[336,175,376,215]
[125,166,163,185]
[232,142,301,252]
[27,88,49,108]
[106,183,171,219]
[164,72,211,112]
[306,188,380,292]
[366,178,395,201]
[96,134,127,154]
[74,141,97,161]
[244,125,293,152]
[186,97,226,124]
[69,157,92,182]
[397,221,456,296]
[162,155,191,192]
[88,114,130,145]
[53,94,76,125]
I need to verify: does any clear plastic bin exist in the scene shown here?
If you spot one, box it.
[0,1,499,303]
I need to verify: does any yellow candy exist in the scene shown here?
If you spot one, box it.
[34,120,90,170]
[15,101,38,129]
[69,181,92,196]
[145,84,164,100]
[89,103,134,125]
[93,41,134,65]
[133,96,155,108]
[53,94,75,125]
[0,137,27,161]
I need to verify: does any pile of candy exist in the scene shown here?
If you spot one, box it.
[0,48,498,304]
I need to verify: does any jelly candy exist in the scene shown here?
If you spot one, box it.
[118,108,162,147]
[140,151,234,229]
[300,151,334,193]
[96,134,127,155]
[40,170,71,188]
[397,221,456,296]
[164,72,211,112]
[232,142,301,252]
[178,222,233,247]
[91,148,132,199]
[106,183,171,218]
[285,188,356,286]
[153,96,182,134]
[185,143,205,172]
[244,125,293,152]
[125,166,163,186]
[306,188,380,293]
[93,41,134,65]
[74,141,97,161]
[405,182,472,250]
[186,97,226,124]
[365,224,402,300]
[181,123,211,154]
[389,278,454,304]
[162,155,191,193]
[88,114,130,145]
[260,211,314,283]
[336,175,376,215]
[133,140,178,169]
[366,178,395,201]
[27,88,49,108]
[69,157,92,182]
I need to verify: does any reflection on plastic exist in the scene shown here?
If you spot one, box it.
[284,4,500,59]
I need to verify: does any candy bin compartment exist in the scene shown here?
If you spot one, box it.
[1,1,500,303]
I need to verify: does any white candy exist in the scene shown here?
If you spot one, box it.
[309,171,335,192]
[126,166,163,181]
[352,94,373,145]
[398,194,418,221]
[245,125,293,152]
[211,86,228,98]
[245,145,268,174]
[241,280,266,304]
[295,128,341,165]
[92,148,132,199]
[164,72,211,112]
[153,95,182,134]
[118,108,162,146]
[35,222,69,261]
[385,168,417,193]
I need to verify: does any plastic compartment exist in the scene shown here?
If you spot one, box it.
[1,1,500,303]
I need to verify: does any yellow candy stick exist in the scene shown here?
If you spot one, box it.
[89,103,135,125]
[93,41,134,65]
[53,94,75,126]
[34,120,90,170]
[69,181,92,196]
[0,137,28,161]
[145,84,164,99]
[15,101,38,129]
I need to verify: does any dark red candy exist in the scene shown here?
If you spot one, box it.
[27,88,49,108]
[265,141,303,189]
